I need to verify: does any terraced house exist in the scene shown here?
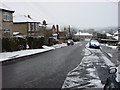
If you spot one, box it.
[0,4,14,38]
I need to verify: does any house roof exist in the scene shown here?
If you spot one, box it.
[0,2,14,12]
[113,36,118,40]
[114,31,118,35]
[106,33,112,37]
[13,15,40,23]
[74,32,93,36]
[46,25,53,30]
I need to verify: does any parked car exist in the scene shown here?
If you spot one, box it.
[104,66,120,90]
[89,39,100,49]
[67,39,74,46]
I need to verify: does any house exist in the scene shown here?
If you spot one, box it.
[0,3,14,38]
[74,32,93,41]
[39,24,55,45]
[13,15,40,37]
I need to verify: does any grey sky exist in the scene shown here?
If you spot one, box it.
[4,1,118,29]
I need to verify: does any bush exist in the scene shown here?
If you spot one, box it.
[2,37,26,52]
[2,37,45,52]
[27,37,44,49]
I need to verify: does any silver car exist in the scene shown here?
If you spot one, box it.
[89,40,100,49]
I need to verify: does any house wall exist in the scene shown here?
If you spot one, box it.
[28,23,40,36]
[13,23,28,36]
[2,10,14,37]
[74,35,92,41]
[2,22,13,37]
[38,26,45,36]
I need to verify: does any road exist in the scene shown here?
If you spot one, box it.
[2,42,87,88]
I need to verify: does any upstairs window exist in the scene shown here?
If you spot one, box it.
[31,23,34,31]
[3,12,10,21]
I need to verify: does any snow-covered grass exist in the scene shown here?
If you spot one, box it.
[0,43,67,62]
[0,46,54,62]
[62,46,104,89]
[62,42,117,89]
[101,44,117,50]
[53,43,67,49]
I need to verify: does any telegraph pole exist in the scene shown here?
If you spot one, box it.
[118,1,120,61]
[79,30,80,41]
[118,2,120,42]
[56,25,59,39]
[68,25,71,39]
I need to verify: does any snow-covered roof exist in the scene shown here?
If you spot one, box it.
[113,36,118,40]
[13,15,40,23]
[46,25,53,30]
[0,2,14,12]
[13,32,20,35]
[114,31,118,35]
[106,33,112,37]
[74,32,93,36]
[52,33,58,36]
[14,35,25,39]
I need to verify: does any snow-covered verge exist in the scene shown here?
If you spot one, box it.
[53,43,67,49]
[62,48,104,89]
[0,43,67,62]
[100,44,117,50]
[62,43,116,89]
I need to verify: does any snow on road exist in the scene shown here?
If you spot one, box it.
[62,44,115,89]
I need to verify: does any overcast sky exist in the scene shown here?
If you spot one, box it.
[1,0,118,29]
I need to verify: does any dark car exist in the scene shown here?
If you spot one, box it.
[89,40,100,49]
[67,39,74,46]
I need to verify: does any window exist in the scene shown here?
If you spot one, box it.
[30,23,34,31]
[30,23,37,31]
[3,12,10,21]
[34,23,38,31]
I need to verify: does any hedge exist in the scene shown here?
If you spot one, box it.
[2,37,45,52]
[27,37,44,49]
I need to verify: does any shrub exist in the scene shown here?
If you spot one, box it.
[2,37,26,52]
[26,37,44,49]
[2,36,45,52]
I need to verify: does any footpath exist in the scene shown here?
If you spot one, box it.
[0,43,68,62]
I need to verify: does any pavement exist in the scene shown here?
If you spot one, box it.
[0,43,68,62]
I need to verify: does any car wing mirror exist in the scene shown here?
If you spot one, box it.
[109,67,117,74]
